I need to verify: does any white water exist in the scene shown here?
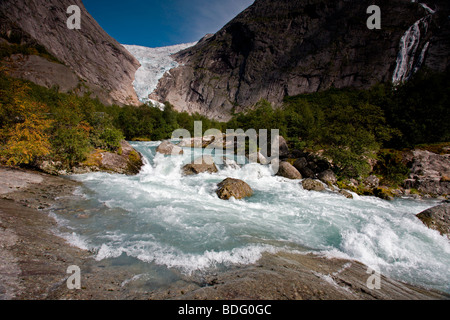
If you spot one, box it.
[123,43,196,106]
[51,142,450,293]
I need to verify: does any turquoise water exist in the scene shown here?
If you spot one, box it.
[50,141,450,293]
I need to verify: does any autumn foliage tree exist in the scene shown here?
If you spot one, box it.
[0,80,52,165]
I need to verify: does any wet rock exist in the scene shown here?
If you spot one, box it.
[373,187,394,201]
[156,140,184,155]
[302,179,325,192]
[223,158,240,170]
[175,251,449,300]
[276,162,302,180]
[318,169,337,185]
[278,136,290,159]
[100,141,144,175]
[299,167,316,179]
[416,203,450,239]
[364,175,380,189]
[247,152,269,165]
[178,136,217,148]
[293,158,308,171]
[182,156,218,175]
[339,190,353,199]
[216,178,253,200]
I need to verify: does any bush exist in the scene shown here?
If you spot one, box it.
[99,127,124,151]
[373,149,410,187]
[0,80,53,165]
[51,125,91,165]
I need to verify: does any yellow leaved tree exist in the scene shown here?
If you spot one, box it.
[0,81,53,166]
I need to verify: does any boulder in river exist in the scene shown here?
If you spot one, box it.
[156,140,184,155]
[278,136,290,159]
[178,136,216,148]
[216,178,253,200]
[182,155,218,175]
[277,161,302,180]
[416,203,450,239]
[302,178,325,192]
[293,157,308,171]
[247,152,269,165]
[318,169,337,185]
[339,189,354,199]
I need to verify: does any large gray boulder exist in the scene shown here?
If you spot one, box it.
[293,158,315,178]
[302,178,325,192]
[216,178,253,200]
[318,169,337,185]
[278,136,290,159]
[156,140,184,155]
[405,150,450,196]
[416,203,450,239]
[178,136,217,148]
[182,156,218,175]
[276,161,302,180]
[299,167,315,179]
[293,158,308,171]
[99,141,143,175]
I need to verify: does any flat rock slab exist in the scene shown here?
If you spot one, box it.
[0,167,43,195]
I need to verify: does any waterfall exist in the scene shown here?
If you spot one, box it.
[392,2,435,84]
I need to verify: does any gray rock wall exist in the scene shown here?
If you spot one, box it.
[0,0,141,106]
[152,0,450,120]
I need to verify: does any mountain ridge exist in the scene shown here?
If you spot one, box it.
[150,0,450,120]
[0,0,140,106]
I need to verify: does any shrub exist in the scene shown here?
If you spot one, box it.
[99,127,124,151]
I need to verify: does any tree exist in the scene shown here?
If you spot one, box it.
[0,112,52,165]
[0,80,53,166]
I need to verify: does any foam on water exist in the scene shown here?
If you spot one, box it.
[51,141,450,292]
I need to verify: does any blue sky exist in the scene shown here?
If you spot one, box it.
[83,0,254,48]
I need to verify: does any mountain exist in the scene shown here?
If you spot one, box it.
[0,0,140,106]
[150,0,450,120]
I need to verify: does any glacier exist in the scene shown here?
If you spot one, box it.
[123,42,196,108]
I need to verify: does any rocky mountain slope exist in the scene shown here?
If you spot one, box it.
[0,0,140,106]
[151,0,450,120]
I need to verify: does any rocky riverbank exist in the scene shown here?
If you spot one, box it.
[35,140,144,176]
[0,166,449,300]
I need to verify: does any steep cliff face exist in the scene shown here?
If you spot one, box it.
[151,0,450,120]
[0,0,140,106]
